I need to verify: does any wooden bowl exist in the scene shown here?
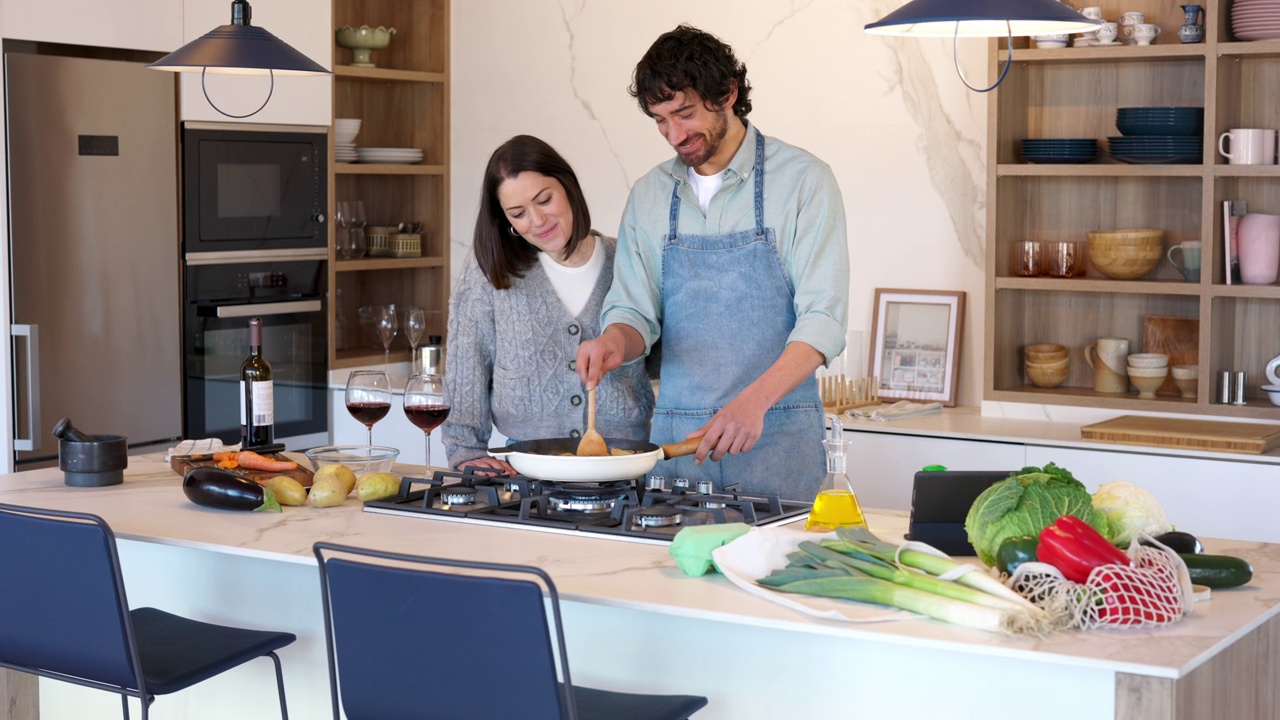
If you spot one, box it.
[1026,357,1070,371]
[1026,363,1069,388]
[1024,343,1068,363]
[1087,243,1162,279]
[1086,228,1165,245]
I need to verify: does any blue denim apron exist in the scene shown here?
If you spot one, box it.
[649,129,825,501]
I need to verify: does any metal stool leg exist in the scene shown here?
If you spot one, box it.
[269,651,290,720]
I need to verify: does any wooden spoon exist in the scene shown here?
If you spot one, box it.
[576,387,609,456]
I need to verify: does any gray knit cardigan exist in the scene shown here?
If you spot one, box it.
[442,233,655,468]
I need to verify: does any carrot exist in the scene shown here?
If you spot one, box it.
[235,450,298,472]
[216,459,239,470]
[213,451,238,463]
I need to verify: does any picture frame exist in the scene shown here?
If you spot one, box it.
[868,289,966,407]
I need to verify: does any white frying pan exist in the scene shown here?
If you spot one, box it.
[487,437,701,483]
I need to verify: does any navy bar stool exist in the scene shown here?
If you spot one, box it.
[0,503,296,719]
[314,541,709,720]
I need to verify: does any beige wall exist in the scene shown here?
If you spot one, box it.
[451,1,989,405]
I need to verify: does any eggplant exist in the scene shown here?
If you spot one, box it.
[183,467,281,512]
[1142,530,1203,555]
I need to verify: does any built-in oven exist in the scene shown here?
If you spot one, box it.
[182,251,329,448]
[181,122,328,254]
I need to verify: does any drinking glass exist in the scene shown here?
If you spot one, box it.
[406,306,427,361]
[345,370,392,448]
[341,201,368,259]
[404,373,448,469]
[334,202,350,259]
[375,304,398,372]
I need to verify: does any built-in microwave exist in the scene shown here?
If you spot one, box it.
[181,122,328,254]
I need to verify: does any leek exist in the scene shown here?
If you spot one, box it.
[760,569,1037,635]
[795,542,1032,612]
[833,526,1041,613]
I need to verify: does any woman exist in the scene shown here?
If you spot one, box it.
[442,135,654,473]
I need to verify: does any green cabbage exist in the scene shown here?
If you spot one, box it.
[964,463,1110,567]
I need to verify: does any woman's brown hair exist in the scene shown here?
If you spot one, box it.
[473,135,591,289]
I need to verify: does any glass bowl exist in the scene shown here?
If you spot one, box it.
[304,445,399,476]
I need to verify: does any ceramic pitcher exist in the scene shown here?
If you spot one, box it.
[1085,338,1130,393]
[1237,213,1280,285]
[1179,5,1205,44]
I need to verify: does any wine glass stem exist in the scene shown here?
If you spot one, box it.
[366,425,373,449]
[424,431,432,469]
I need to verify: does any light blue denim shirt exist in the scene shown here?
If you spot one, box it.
[602,122,850,364]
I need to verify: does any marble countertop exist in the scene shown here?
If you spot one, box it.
[3,453,1277,681]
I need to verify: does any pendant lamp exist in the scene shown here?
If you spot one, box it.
[148,0,330,118]
[864,0,1098,91]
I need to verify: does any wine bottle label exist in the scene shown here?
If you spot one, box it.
[240,380,275,425]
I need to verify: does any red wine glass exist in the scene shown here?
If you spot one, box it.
[404,373,448,469]
[345,370,392,448]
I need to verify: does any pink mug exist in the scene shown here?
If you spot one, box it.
[1237,213,1280,285]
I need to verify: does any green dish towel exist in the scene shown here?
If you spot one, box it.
[669,523,751,577]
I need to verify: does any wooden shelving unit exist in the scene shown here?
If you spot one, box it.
[329,0,450,369]
[984,0,1280,418]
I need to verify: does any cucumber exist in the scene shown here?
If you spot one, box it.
[1179,553,1253,589]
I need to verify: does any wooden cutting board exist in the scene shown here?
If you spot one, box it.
[1081,415,1280,454]
[1142,316,1199,396]
[170,451,314,487]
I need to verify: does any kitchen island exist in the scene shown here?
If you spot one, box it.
[1,456,1278,719]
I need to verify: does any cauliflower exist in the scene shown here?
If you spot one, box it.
[1091,481,1172,546]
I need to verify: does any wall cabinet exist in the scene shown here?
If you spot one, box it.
[329,0,450,368]
[2,0,182,52]
[985,0,1280,420]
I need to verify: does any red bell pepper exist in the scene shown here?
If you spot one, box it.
[1037,514,1131,583]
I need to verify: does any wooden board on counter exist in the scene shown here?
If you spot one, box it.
[170,452,314,487]
[1081,415,1280,455]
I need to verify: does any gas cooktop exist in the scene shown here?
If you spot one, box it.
[363,470,812,545]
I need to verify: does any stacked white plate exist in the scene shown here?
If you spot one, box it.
[335,142,358,163]
[355,147,424,164]
[1232,0,1280,40]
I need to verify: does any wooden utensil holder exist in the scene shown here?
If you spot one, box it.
[820,374,880,413]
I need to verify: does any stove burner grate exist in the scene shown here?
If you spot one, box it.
[632,505,683,528]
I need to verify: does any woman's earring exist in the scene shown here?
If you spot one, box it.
[508,225,520,238]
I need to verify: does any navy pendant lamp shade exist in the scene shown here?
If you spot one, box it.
[866,0,1099,37]
[148,0,329,75]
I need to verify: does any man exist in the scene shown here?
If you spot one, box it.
[576,25,849,500]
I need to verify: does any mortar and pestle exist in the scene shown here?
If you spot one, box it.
[53,417,128,487]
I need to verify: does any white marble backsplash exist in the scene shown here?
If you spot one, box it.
[452,0,989,405]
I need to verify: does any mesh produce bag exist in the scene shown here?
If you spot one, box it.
[1008,533,1194,630]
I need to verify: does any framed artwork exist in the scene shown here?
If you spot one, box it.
[868,289,966,407]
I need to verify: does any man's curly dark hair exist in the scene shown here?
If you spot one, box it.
[629,25,752,118]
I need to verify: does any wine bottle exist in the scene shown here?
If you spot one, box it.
[240,317,275,448]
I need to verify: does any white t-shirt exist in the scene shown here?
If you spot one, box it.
[538,235,604,317]
[687,166,725,214]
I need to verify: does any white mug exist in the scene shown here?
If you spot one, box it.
[1096,22,1119,43]
[1219,128,1277,165]
[1120,11,1145,42]
[1081,6,1104,20]
[1133,23,1162,45]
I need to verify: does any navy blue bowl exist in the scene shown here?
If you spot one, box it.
[1115,107,1204,137]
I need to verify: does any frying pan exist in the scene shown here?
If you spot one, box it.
[487,437,701,483]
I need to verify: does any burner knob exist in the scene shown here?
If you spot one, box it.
[695,479,714,495]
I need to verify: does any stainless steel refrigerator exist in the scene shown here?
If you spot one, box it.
[7,53,182,467]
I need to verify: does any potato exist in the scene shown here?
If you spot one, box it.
[307,478,348,508]
[356,472,400,501]
[265,475,307,506]
[313,463,357,496]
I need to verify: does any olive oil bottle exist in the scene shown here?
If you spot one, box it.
[805,421,866,532]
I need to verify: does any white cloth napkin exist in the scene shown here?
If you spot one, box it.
[845,400,943,422]
[165,438,241,461]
